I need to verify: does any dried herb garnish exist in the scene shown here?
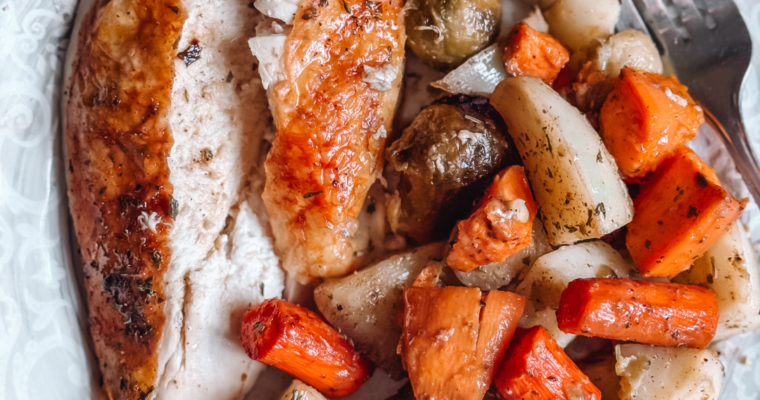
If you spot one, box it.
[138,277,155,295]
[342,0,350,13]
[596,151,602,163]
[203,148,213,161]
[170,196,179,219]
[595,202,606,218]
[178,40,202,66]
[304,191,323,199]
[320,0,329,6]
[167,5,179,14]
[226,71,234,82]
[695,172,708,188]
[151,249,162,266]
[687,206,698,218]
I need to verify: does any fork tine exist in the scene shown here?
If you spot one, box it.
[671,0,715,44]
[616,0,650,35]
[634,0,684,45]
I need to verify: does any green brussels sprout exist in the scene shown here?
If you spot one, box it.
[386,95,519,244]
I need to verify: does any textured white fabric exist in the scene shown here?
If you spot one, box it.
[2,0,760,399]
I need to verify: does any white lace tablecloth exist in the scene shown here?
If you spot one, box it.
[1,0,760,399]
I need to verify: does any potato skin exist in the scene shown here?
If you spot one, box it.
[386,95,519,244]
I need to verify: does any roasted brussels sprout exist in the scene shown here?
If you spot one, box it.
[405,0,501,70]
[386,95,519,244]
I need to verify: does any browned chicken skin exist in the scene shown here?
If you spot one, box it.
[264,0,406,282]
[65,1,183,398]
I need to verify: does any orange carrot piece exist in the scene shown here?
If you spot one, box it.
[241,299,373,397]
[599,67,704,178]
[503,22,570,84]
[412,261,444,288]
[494,326,601,400]
[626,147,747,278]
[557,278,719,349]
[400,287,525,400]
[447,166,538,272]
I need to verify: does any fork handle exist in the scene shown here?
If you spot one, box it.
[703,106,760,205]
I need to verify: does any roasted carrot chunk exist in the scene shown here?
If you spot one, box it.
[400,287,525,400]
[503,22,570,85]
[447,166,538,272]
[599,67,704,178]
[494,326,601,400]
[557,278,719,348]
[241,299,372,397]
[626,147,747,278]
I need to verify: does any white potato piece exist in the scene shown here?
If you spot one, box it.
[280,380,328,400]
[543,0,621,53]
[590,29,663,78]
[674,223,760,341]
[314,243,445,378]
[454,219,552,291]
[615,344,723,400]
[491,76,633,246]
[515,241,633,346]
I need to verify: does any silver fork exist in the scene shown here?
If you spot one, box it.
[617,0,759,203]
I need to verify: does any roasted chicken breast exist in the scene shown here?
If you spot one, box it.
[64,0,284,399]
[259,0,407,282]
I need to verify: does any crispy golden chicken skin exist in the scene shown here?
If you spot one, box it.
[264,0,406,282]
[65,1,182,398]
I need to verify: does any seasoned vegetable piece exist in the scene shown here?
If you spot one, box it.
[280,380,329,400]
[314,243,444,378]
[494,326,602,400]
[490,76,633,246]
[599,68,704,178]
[516,241,633,346]
[405,0,501,70]
[674,223,760,341]
[240,299,373,397]
[570,30,663,113]
[626,147,747,278]
[615,344,723,400]
[454,219,552,291]
[557,278,719,349]
[543,0,620,53]
[503,22,570,84]
[400,287,525,400]
[447,166,538,272]
[386,95,519,244]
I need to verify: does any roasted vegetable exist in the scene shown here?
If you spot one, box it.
[280,380,328,400]
[400,287,525,400]
[447,166,538,272]
[570,30,663,113]
[674,222,760,341]
[615,344,723,400]
[543,0,620,54]
[557,278,719,348]
[405,0,501,70]
[599,68,704,178]
[503,22,570,84]
[454,217,552,291]
[240,299,372,397]
[491,76,633,246]
[515,241,633,346]
[314,243,444,378]
[386,95,519,244]
[626,147,747,278]
[494,326,602,400]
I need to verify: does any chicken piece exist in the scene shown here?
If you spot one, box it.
[64,0,284,398]
[262,0,407,282]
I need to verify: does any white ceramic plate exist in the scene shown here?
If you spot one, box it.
[2,0,760,399]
